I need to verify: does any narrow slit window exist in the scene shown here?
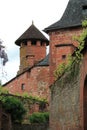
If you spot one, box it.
[21,83,25,90]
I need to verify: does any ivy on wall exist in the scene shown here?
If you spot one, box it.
[54,20,87,80]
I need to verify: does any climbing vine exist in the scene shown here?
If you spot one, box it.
[54,20,87,80]
[22,92,48,111]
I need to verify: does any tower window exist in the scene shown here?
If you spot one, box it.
[83,5,87,10]
[21,83,25,90]
[82,5,87,17]
[32,41,36,45]
[62,55,66,59]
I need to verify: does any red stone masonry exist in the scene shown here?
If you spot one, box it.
[48,27,83,84]
[3,66,50,101]
[19,41,46,74]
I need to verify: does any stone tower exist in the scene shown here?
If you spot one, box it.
[15,22,49,74]
[44,0,87,130]
[44,0,87,85]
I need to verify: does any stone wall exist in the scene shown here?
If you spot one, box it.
[48,27,82,84]
[50,63,82,130]
[3,66,50,101]
[20,41,46,72]
[12,123,49,130]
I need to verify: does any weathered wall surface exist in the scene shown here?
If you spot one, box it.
[50,64,82,130]
[19,42,46,73]
[49,27,82,84]
[49,49,87,130]
[12,123,49,130]
[3,66,50,101]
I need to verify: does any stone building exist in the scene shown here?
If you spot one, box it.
[3,23,50,100]
[3,0,87,129]
[44,0,87,129]
[44,0,87,84]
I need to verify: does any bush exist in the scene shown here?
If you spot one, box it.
[42,112,49,123]
[2,96,26,123]
[29,112,49,124]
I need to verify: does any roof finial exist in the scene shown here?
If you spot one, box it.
[32,20,34,25]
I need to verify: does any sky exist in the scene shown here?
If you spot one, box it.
[0,0,69,84]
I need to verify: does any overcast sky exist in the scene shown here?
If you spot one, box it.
[0,0,69,84]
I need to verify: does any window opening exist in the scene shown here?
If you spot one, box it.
[21,83,25,90]
[83,5,87,10]
[32,41,36,45]
[82,5,87,17]
[62,55,66,59]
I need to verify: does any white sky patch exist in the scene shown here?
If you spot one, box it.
[0,58,19,84]
[0,0,69,84]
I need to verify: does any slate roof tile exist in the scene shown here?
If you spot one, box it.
[15,23,49,46]
[44,0,87,32]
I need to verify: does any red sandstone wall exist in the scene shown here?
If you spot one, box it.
[49,47,87,130]
[19,42,46,73]
[3,66,50,101]
[80,52,87,130]
[49,27,83,84]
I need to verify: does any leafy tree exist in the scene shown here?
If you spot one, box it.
[2,96,26,123]
[0,40,8,83]
[0,40,8,65]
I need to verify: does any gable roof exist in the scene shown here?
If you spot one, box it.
[15,23,49,46]
[44,0,87,32]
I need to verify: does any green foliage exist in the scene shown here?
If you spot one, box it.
[73,29,86,63]
[74,20,87,62]
[54,63,66,79]
[54,55,75,79]
[66,55,75,69]
[42,112,49,122]
[22,92,29,98]
[0,86,9,95]
[22,93,48,111]
[29,112,49,124]
[82,19,87,27]
[1,96,26,123]
[22,92,47,104]
[54,20,87,80]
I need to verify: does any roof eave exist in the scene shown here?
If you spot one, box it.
[44,24,82,33]
[15,38,49,46]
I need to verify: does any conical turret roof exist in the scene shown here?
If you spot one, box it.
[15,22,49,46]
[44,0,87,32]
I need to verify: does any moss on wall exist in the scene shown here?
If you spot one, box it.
[50,63,81,130]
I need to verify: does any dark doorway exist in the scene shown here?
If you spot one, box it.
[84,75,87,130]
